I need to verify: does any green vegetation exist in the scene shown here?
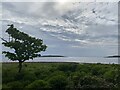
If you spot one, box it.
[2,24,47,72]
[2,62,120,89]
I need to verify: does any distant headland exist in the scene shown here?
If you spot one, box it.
[106,55,120,58]
[41,55,66,57]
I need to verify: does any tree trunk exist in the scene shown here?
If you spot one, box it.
[18,61,22,73]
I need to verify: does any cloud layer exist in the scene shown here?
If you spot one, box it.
[2,2,118,56]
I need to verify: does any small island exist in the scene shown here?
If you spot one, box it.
[41,55,66,57]
[106,55,120,58]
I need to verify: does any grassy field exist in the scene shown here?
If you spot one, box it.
[2,62,120,89]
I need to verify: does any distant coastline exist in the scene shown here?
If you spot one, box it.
[41,55,66,57]
[106,55,120,58]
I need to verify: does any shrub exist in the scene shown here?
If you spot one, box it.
[25,80,49,89]
[2,84,10,89]
[48,75,67,89]
[80,76,114,88]
[34,69,50,80]
[2,70,17,84]
[23,72,36,81]
[4,81,24,90]
[103,70,116,83]
[57,63,77,72]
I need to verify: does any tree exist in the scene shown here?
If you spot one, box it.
[2,24,47,72]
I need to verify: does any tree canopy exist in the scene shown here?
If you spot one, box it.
[2,24,47,72]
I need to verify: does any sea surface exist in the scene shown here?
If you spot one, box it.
[2,57,119,64]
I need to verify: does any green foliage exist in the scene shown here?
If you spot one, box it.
[2,63,120,89]
[57,63,78,72]
[25,80,49,89]
[2,24,47,61]
[48,75,67,89]
[104,70,116,83]
[2,24,47,72]
[80,76,113,88]
[14,71,36,82]
[2,68,17,83]
[4,81,24,90]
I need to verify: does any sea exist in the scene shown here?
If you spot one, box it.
[2,56,119,64]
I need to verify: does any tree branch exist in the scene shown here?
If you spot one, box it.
[0,37,8,42]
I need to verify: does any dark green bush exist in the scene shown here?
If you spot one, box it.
[48,75,67,89]
[25,80,49,89]
[80,76,114,88]
[34,69,50,80]
[2,70,17,83]
[57,63,78,72]
[3,81,24,90]
[103,69,117,83]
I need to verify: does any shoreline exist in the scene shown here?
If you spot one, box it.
[2,56,119,64]
[2,61,118,65]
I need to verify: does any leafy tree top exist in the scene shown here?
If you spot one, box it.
[2,24,47,62]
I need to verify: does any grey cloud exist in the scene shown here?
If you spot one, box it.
[2,2,118,57]
[3,2,31,17]
[3,2,66,19]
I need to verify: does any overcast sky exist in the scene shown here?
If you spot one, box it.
[1,1,118,57]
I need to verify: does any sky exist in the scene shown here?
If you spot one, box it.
[1,1,119,57]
